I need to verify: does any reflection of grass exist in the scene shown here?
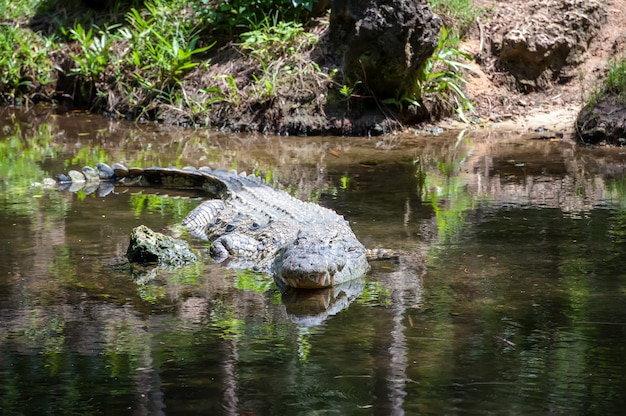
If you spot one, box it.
[357,281,392,307]
[0,124,56,185]
[415,131,478,241]
[136,283,167,304]
[0,122,71,217]
[210,299,245,340]
[605,176,626,209]
[235,269,273,292]
[129,193,202,221]
[426,175,476,241]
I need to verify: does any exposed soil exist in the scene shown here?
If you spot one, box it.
[186,0,626,136]
[8,0,626,137]
[457,0,626,135]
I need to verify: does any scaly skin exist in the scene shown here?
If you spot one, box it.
[55,163,369,289]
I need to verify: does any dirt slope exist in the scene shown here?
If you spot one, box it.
[455,0,626,134]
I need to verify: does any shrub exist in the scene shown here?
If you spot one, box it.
[0,26,56,103]
[192,0,316,36]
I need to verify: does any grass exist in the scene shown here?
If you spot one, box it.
[239,16,317,69]
[381,25,475,121]
[582,57,626,114]
[0,0,482,128]
[0,25,56,104]
[597,58,626,104]
[428,0,484,38]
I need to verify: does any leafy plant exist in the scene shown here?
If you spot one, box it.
[428,0,483,37]
[208,75,242,106]
[0,25,55,103]
[421,26,475,121]
[192,0,315,36]
[62,24,115,82]
[386,25,475,121]
[338,81,361,100]
[122,1,213,92]
[239,16,317,68]
[60,23,118,105]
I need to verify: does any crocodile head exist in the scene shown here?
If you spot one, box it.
[273,228,369,289]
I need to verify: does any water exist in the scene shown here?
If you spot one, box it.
[1,107,626,415]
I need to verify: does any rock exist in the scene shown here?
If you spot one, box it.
[126,225,198,267]
[576,94,626,145]
[488,0,606,91]
[329,0,441,98]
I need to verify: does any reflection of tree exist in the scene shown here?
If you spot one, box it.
[370,266,422,415]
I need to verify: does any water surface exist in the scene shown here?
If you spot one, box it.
[1,107,626,415]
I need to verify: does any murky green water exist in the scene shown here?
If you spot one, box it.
[2,107,626,415]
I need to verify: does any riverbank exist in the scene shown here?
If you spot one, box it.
[1,0,624,137]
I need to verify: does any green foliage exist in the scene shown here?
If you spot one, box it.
[237,16,320,103]
[240,17,317,67]
[595,58,626,105]
[61,23,117,104]
[0,25,56,103]
[388,25,475,121]
[204,74,242,106]
[52,0,213,114]
[421,25,475,121]
[62,23,115,82]
[122,1,213,92]
[192,0,315,35]
[338,81,361,100]
[428,0,483,37]
[0,0,40,20]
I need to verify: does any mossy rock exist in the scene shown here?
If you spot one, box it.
[126,225,198,267]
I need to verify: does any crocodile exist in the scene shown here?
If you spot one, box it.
[54,163,370,289]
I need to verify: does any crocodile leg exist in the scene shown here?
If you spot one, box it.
[181,200,226,240]
[210,233,262,264]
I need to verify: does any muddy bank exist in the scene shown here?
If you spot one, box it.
[2,0,623,138]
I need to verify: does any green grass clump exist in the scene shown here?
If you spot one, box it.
[0,25,56,103]
[239,17,318,67]
[382,25,475,122]
[55,0,214,116]
[192,0,316,36]
[428,0,483,37]
[600,59,626,103]
[0,0,40,20]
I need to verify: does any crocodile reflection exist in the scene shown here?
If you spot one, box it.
[280,279,365,327]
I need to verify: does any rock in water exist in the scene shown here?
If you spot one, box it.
[576,95,626,145]
[126,225,197,267]
[329,0,441,98]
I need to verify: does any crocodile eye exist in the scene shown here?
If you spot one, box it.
[225,224,236,232]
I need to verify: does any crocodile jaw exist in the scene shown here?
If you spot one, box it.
[274,231,369,289]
